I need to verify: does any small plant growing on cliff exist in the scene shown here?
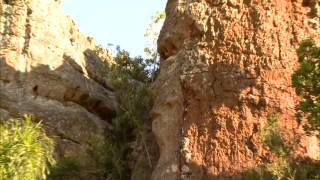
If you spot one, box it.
[259,114,289,157]
[0,115,55,180]
[292,39,320,132]
[244,40,320,180]
[258,114,295,180]
[244,114,320,180]
[48,156,81,180]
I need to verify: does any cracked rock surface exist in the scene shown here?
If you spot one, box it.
[152,0,320,179]
[0,0,117,175]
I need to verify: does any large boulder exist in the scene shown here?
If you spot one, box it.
[0,0,117,177]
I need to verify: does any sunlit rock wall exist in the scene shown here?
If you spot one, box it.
[152,0,320,179]
[0,0,117,177]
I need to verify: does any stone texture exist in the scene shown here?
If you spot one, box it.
[0,0,117,176]
[152,0,320,179]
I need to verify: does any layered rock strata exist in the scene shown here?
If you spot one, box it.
[0,0,117,173]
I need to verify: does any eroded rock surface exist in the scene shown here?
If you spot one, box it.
[0,0,117,176]
[153,0,320,179]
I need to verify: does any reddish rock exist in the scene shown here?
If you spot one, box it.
[152,0,320,179]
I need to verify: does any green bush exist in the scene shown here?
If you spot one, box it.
[244,114,320,180]
[294,160,320,180]
[259,114,288,157]
[109,49,153,179]
[258,115,295,180]
[244,40,320,180]
[88,48,154,179]
[0,115,55,180]
[48,157,81,180]
[110,47,154,83]
[243,167,274,180]
[292,39,320,131]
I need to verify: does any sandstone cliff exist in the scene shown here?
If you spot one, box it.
[1,0,320,179]
[152,0,320,179]
[0,0,117,176]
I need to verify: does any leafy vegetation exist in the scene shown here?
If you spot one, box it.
[88,47,155,179]
[88,12,165,179]
[292,39,320,132]
[244,40,320,180]
[0,115,55,180]
[253,114,295,180]
[244,114,320,180]
[259,114,289,157]
[144,11,165,80]
[48,157,81,180]
[4,10,164,180]
[260,116,294,179]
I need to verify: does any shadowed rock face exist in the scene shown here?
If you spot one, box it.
[152,0,320,179]
[0,0,117,176]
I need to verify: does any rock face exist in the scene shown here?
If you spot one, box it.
[152,0,319,179]
[0,0,117,175]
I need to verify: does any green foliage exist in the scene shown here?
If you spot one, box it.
[101,48,154,179]
[257,115,295,180]
[264,158,295,180]
[243,167,274,180]
[294,160,320,180]
[144,11,165,56]
[144,11,166,80]
[111,47,152,83]
[0,115,55,180]
[292,39,320,131]
[48,157,81,180]
[244,40,320,180]
[259,114,288,157]
[84,10,164,180]
[101,138,131,180]
[244,114,320,180]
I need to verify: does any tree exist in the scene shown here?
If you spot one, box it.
[292,40,320,132]
[144,11,166,80]
[92,47,154,180]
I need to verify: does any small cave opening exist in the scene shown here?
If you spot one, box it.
[32,85,38,95]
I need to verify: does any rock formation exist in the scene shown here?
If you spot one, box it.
[0,0,117,176]
[1,0,320,179]
[152,0,319,179]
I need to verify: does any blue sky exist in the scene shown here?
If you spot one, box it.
[62,0,166,57]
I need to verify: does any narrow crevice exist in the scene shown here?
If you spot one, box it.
[276,33,286,68]
[32,85,38,97]
[4,0,10,5]
[22,8,32,55]
[56,132,81,145]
